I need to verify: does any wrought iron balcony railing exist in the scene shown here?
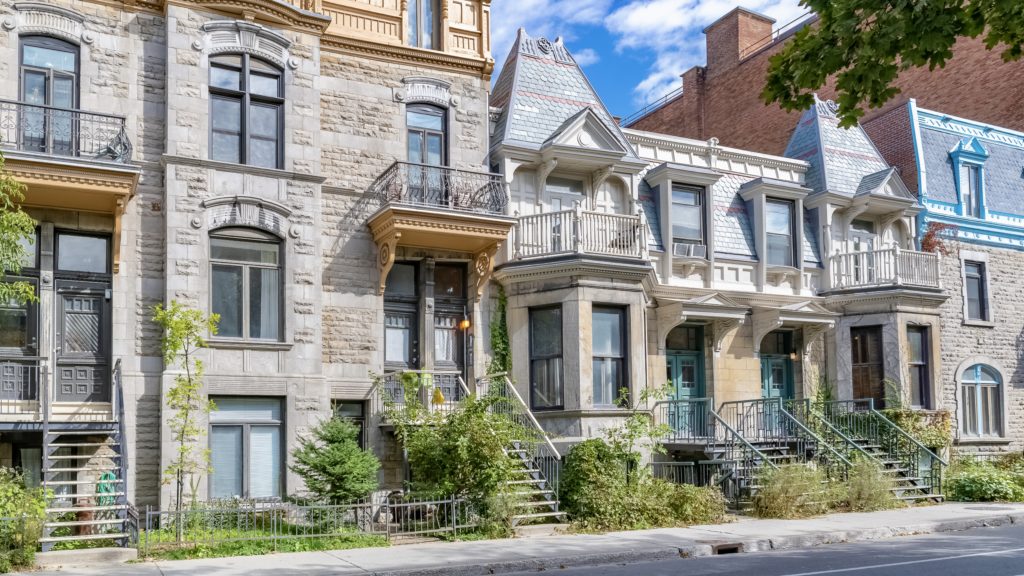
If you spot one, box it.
[0,359,42,419]
[0,99,132,163]
[369,161,508,215]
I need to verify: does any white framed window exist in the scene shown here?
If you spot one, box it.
[593,306,626,407]
[210,397,283,499]
[407,0,440,49]
[960,364,1002,438]
[959,164,982,217]
[671,184,704,246]
[766,199,794,266]
[210,228,282,341]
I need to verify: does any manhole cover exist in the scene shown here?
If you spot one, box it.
[965,506,1015,511]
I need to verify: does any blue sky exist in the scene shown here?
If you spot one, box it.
[490,0,810,119]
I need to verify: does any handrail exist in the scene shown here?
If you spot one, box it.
[787,400,875,461]
[867,399,948,466]
[777,401,853,471]
[654,398,713,442]
[709,409,775,468]
[484,373,560,459]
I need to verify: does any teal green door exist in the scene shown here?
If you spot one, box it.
[667,352,704,437]
[761,356,791,400]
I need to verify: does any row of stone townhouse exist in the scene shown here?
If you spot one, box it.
[0,0,1020,549]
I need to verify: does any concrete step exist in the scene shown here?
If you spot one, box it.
[513,500,559,508]
[47,504,127,514]
[49,430,118,436]
[45,518,125,528]
[40,533,130,544]
[36,547,137,569]
[47,491,126,500]
[48,454,122,460]
[512,511,565,521]
[45,479,123,486]
[48,443,116,448]
[45,466,120,474]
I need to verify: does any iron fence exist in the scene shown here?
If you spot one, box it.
[0,360,41,418]
[370,161,508,214]
[141,495,479,555]
[0,99,132,163]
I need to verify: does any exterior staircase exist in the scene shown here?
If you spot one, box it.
[479,375,566,526]
[40,360,132,551]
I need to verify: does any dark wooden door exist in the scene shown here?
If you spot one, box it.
[55,280,110,402]
[851,326,884,407]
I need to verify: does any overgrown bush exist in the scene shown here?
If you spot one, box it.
[752,465,838,519]
[291,418,380,504]
[946,457,1024,502]
[560,440,725,531]
[842,459,900,512]
[0,468,46,573]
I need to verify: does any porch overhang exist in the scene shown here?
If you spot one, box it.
[367,204,515,297]
[655,293,749,355]
[5,153,140,274]
[751,301,837,356]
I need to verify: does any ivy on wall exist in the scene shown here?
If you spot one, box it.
[488,284,510,375]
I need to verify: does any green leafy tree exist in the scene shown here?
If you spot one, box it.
[763,1,1024,127]
[291,418,380,504]
[602,385,672,484]
[153,301,218,532]
[0,152,37,305]
[487,285,511,375]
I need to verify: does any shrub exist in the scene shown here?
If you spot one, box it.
[946,462,1024,502]
[291,418,380,504]
[843,459,900,512]
[0,468,46,573]
[752,464,837,519]
[668,483,727,525]
[560,439,625,520]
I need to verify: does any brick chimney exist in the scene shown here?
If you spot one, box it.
[703,7,775,77]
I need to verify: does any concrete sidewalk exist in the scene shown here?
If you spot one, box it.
[22,502,1024,576]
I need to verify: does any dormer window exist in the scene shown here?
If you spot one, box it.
[766,199,795,266]
[959,164,981,217]
[671,185,704,255]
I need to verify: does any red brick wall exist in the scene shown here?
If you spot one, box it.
[862,103,919,195]
[628,33,1024,156]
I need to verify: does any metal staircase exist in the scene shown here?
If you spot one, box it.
[816,400,946,502]
[40,360,131,551]
[478,374,565,525]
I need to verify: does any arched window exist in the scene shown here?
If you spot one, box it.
[406,104,446,166]
[210,228,282,341]
[209,55,283,169]
[960,363,1002,437]
[20,36,79,155]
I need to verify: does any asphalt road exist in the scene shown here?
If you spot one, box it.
[504,523,1024,576]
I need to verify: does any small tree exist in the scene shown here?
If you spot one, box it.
[0,151,38,305]
[153,301,218,533]
[602,384,672,484]
[291,418,380,504]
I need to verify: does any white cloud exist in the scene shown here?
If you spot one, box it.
[572,48,601,67]
[490,0,613,76]
[605,0,808,106]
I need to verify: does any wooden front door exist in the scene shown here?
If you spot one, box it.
[851,326,885,407]
[55,280,110,402]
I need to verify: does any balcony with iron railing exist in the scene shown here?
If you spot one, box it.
[367,162,515,263]
[0,99,132,164]
[828,246,941,291]
[512,205,649,261]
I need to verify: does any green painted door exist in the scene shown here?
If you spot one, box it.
[761,355,792,436]
[667,352,703,437]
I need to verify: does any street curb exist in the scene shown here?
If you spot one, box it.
[375,511,1024,576]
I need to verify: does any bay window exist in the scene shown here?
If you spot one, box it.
[766,199,794,266]
[529,306,563,410]
[593,306,626,407]
[907,326,930,409]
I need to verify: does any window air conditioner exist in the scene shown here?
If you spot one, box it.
[673,242,707,259]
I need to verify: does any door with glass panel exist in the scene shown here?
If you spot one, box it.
[433,264,467,400]
[545,178,584,254]
[665,325,705,438]
[20,36,78,156]
[759,331,792,437]
[850,220,876,285]
[407,104,446,205]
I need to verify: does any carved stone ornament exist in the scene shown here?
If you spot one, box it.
[202,196,293,238]
[287,57,300,70]
[12,2,85,44]
[394,77,455,108]
[202,20,291,68]
[81,31,94,44]
[1,17,14,31]
[190,216,203,229]
[192,39,204,51]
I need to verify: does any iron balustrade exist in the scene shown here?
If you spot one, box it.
[706,409,776,503]
[819,399,947,497]
[477,373,563,497]
[369,161,508,214]
[514,207,647,260]
[654,398,714,443]
[0,99,132,163]
[0,359,42,418]
[375,370,469,420]
[829,247,941,290]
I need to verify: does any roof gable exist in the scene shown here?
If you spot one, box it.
[543,107,629,155]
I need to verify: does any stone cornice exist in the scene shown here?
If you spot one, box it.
[165,0,331,34]
[495,255,656,289]
[624,129,809,174]
[824,287,949,311]
[320,34,494,79]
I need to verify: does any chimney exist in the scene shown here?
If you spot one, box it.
[703,7,775,76]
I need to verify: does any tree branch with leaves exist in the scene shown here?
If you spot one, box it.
[763,0,1024,128]
[0,151,38,305]
[153,301,219,535]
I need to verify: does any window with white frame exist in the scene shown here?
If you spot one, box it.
[210,228,282,341]
[959,164,982,217]
[671,184,704,249]
[407,0,440,49]
[766,199,794,266]
[592,306,626,407]
[964,260,989,322]
[210,397,283,499]
[960,364,1002,437]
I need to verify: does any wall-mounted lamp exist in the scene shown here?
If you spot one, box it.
[789,352,800,361]
[458,318,472,331]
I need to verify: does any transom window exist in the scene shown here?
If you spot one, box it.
[56,233,109,275]
[209,54,283,169]
[766,199,794,267]
[210,228,282,341]
[671,185,704,246]
[960,364,1001,437]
